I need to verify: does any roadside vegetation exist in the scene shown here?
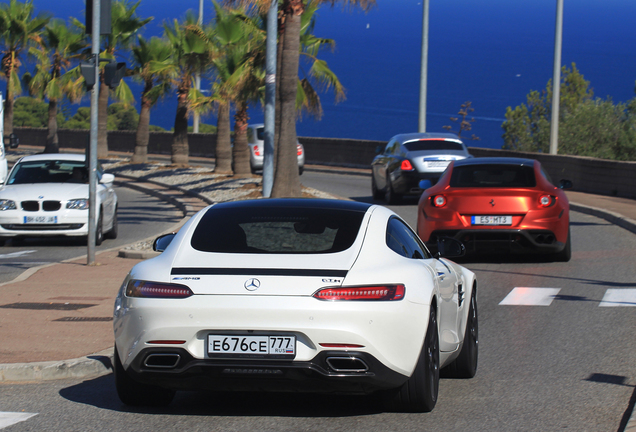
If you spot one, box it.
[502,63,636,161]
[1,0,375,197]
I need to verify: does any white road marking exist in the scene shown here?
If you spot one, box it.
[0,250,37,259]
[499,287,561,306]
[599,289,636,307]
[0,412,38,429]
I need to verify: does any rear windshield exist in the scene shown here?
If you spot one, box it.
[450,164,536,188]
[191,206,365,254]
[403,140,464,152]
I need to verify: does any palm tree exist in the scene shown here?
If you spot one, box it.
[0,0,49,139]
[227,0,372,197]
[72,0,151,159]
[151,14,216,166]
[209,1,265,175]
[26,18,87,153]
[130,36,172,163]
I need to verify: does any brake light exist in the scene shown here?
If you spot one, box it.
[313,284,405,301]
[297,144,303,156]
[431,195,447,207]
[539,194,556,207]
[400,160,414,171]
[253,145,261,156]
[126,280,193,298]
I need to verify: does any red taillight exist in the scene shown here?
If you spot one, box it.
[253,145,261,156]
[313,284,405,301]
[147,340,186,345]
[400,160,414,171]
[539,194,556,207]
[431,195,447,207]
[319,343,365,348]
[126,280,193,298]
[297,144,303,156]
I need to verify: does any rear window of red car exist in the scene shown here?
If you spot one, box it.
[450,165,536,188]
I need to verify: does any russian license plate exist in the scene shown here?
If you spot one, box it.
[24,216,57,224]
[207,335,296,358]
[471,215,512,225]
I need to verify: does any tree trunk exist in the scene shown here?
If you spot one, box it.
[271,3,302,198]
[132,86,152,164]
[172,79,189,166]
[44,98,59,153]
[232,103,252,177]
[97,79,109,159]
[3,90,13,138]
[215,102,233,174]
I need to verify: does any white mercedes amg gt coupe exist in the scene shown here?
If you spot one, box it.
[113,199,478,412]
[0,153,118,245]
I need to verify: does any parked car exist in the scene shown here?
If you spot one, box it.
[417,157,573,261]
[113,198,478,412]
[371,132,472,204]
[0,153,118,245]
[247,123,305,174]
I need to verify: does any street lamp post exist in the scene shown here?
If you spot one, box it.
[549,0,564,155]
[193,0,204,133]
[418,0,429,133]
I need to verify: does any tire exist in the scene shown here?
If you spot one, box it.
[95,211,104,246]
[443,288,478,378]
[105,207,118,240]
[371,174,383,200]
[384,308,439,412]
[114,346,175,407]
[299,166,304,175]
[385,173,401,205]
[553,227,571,262]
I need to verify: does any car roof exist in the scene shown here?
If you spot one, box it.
[453,157,536,167]
[17,153,86,162]
[390,132,463,144]
[248,123,264,129]
[211,198,372,212]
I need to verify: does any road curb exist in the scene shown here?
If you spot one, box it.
[0,348,113,383]
[569,202,636,235]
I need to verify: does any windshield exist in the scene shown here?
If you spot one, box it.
[403,140,465,152]
[450,164,536,187]
[7,160,89,185]
[191,206,365,254]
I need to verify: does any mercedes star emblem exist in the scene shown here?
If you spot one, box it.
[244,278,261,291]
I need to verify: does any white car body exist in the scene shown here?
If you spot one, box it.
[247,123,305,174]
[113,199,478,411]
[0,153,118,243]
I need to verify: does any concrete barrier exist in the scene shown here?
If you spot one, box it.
[13,127,636,199]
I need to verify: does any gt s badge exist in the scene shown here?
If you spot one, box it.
[172,277,200,281]
[322,278,341,284]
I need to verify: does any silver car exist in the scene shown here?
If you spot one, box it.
[247,124,305,175]
[371,132,473,204]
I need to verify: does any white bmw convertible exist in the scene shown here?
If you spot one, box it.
[113,198,478,412]
[0,153,118,245]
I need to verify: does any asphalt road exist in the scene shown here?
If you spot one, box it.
[0,186,182,284]
[1,170,635,431]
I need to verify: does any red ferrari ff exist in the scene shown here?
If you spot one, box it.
[416,157,573,261]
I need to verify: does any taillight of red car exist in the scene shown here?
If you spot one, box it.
[539,194,557,208]
[313,284,405,301]
[430,195,447,207]
[400,160,414,171]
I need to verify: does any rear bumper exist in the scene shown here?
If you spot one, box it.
[427,228,566,255]
[122,347,408,395]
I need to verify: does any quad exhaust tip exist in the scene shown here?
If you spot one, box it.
[326,356,369,373]
[144,353,181,369]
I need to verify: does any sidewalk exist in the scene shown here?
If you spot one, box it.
[0,163,635,382]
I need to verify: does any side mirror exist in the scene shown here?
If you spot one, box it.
[8,133,19,149]
[419,179,432,190]
[435,237,465,258]
[559,179,573,189]
[100,173,115,184]
[153,233,176,252]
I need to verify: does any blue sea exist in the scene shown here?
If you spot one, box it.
[20,0,636,149]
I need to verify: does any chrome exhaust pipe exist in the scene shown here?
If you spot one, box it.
[144,353,180,369]
[326,356,369,373]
